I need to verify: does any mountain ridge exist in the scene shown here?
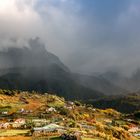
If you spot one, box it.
[0,38,104,100]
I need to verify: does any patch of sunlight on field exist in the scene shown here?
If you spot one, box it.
[82,137,103,140]
[0,129,30,136]
[0,136,31,140]
[32,137,61,140]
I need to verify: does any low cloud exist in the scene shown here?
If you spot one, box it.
[0,0,140,76]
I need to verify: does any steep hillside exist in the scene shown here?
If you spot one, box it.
[0,38,103,100]
[74,74,127,95]
[0,89,139,140]
[0,69,103,100]
[88,92,140,113]
[100,70,140,92]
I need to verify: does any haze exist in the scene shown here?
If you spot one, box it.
[0,0,140,76]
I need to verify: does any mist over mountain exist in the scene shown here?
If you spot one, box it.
[73,73,127,95]
[0,38,106,100]
[0,38,69,72]
[100,70,140,92]
[0,0,140,108]
[1,0,140,77]
[1,37,140,101]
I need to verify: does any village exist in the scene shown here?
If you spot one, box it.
[0,90,139,140]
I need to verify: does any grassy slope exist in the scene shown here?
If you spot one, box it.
[88,93,140,113]
[0,89,139,140]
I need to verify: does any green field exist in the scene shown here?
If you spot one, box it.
[32,136,61,140]
[82,137,104,140]
[0,129,30,137]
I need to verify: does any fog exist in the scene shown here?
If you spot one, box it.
[1,0,140,76]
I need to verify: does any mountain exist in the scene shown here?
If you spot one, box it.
[2,38,136,100]
[129,69,140,91]
[100,70,140,92]
[0,38,103,100]
[73,73,127,95]
[99,71,131,91]
[87,92,140,113]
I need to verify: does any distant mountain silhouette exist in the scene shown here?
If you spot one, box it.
[3,38,140,101]
[73,73,127,95]
[0,38,104,100]
[87,92,140,113]
[100,70,140,92]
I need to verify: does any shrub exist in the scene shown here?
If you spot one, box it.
[134,110,140,118]
[74,101,81,106]
[57,107,70,116]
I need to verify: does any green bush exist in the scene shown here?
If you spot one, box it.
[57,107,69,116]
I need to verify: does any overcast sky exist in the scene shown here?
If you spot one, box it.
[0,0,140,76]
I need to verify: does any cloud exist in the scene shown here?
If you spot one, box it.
[0,0,45,48]
[1,0,140,76]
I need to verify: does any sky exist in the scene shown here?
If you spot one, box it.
[0,0,140,76]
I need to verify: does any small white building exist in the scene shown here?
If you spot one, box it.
[0,122,10,129]
[128,127,139,133]
[1,111,8,115]
[32,119,48,127]
[33,123,64,132]
[15,118,26,124]
[134,133,140,137]
[20,108,25,113]
[47,107,56,112]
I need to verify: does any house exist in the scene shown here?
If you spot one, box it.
[20,108,25,113]
[104,119,112,125]
[32,119,48,123]
[67,101,74,105]
[44,93,48,96]
[18,108,32,114]
[32,119,48,127]
[134,133,140,137]
[80,123,95,129]
[12,123,23,128]
[33,123,64,137]
[12,118,26,128]
[126,119,133,122]
[14,118,26,124]
[67,106,73,110]
[1,111,8,115]
[128,124,137,128]
[128,127,139,133]
[66,101,75,109]
[0,122,10,129]
[48,107,57,112]
[33,123,64,132]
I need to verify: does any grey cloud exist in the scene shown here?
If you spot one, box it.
[1,0,140,76]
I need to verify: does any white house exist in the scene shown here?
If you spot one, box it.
[128,127,139,133]
[48,107,56,112]
[33,123,64,132]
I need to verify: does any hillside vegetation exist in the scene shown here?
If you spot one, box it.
[0,89,139,140]
[88,92,140,113]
